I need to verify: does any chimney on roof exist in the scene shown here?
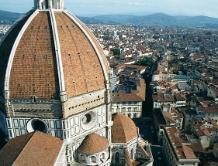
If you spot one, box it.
[34,0,64,10]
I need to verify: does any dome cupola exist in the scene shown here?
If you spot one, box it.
[76,133,110,165]
[112,113,138,143]
[34,0,64,10]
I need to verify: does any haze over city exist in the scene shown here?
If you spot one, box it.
[0,0,218,17]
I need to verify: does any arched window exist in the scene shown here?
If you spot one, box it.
[101,153,105,160]
[80,154,85,162]
[27,119,47,133]
[131,149,134,159]
[45,0,49,8]
[91,156,96,163]
[115,152,120,164]
[31,119,47,132]
[32,96,37,103]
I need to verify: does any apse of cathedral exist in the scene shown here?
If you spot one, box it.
[0,0,153,165]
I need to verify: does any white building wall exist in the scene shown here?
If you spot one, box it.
[77,149,110,166]
[112,102,142,118]
[6,104,107,139]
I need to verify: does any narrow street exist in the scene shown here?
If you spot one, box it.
[134,62,167,166]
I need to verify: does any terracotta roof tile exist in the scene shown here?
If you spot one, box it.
[55,12,106,97]
[182,145,197,159]
[112,93,144,102]
[9,11,59,99]
[0,131,63,166]
[112,79,145,102]
[77,133,109,154]
[0,132,34,166]
[0,12,33,98]
[165,127,198,160]
[80,21,110,73]
[112,113,138,143]
[1,11,109,100]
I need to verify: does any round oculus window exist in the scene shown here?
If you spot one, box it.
[81,112,96,130]
[27,119,47,133]
[82,113,92,124]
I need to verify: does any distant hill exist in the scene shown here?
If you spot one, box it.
[0,10,218,28]
[80,13,218,28]
[0,10,23,24]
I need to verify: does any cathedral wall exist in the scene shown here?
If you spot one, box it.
[6,117,62,139]
[63,89,106,118]
[6,104,108,139]
[7,100,62,118]
[64,104,109,163]
[64,104,107,142]
[111,138,138,165]
[76,149,110,165]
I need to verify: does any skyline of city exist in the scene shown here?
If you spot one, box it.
[0,0,218,18]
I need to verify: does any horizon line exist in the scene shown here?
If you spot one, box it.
[0,9,218,19]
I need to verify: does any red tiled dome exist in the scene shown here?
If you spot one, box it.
[112,113,138,143]
[77,133,109,154]
[0,10,109,100]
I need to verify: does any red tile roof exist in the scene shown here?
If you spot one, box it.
[77,133,109,154]
[1,11,109,100]
[112,93,144,102]
[112,113,138,143]
[0,12,33,98]
[55,12,106,98]
[112,79,145,102]
[0,132,63,166]
[10,11,59,99]
[165,127,198,160]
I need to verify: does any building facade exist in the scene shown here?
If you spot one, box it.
[162,127,200,166]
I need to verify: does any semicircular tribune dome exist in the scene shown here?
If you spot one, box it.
[112,113,138,143]
[0,10,109,101]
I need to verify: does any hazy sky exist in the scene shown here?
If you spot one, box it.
[0,0,218,17]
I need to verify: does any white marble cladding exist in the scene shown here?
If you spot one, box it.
[6,104,107,139]
[65,127,107,164]
[77,149,110,166]
[64,104,107,143]
[63,89,106,118]
[7,100,62,118]
[112,101,143,118]
[111,138,138,165]
[55,142,67,166]
[6,117,62,139]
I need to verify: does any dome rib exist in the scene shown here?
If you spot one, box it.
[112,114,138,143]
[79,20,110,74]
[55,11,107,98]
[49,9,66,102]
[64,11,109,83]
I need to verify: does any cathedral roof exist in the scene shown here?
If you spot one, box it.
[0,10,109,101]
[0,131,63,166]
[77,133,109,154]
[112,113,138,143]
